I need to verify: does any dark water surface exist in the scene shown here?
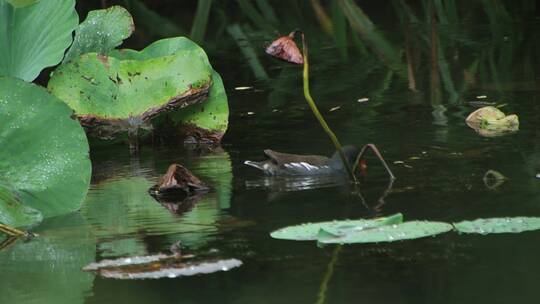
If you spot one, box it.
[3,6,540,303]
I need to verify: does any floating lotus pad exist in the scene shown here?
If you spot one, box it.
[48,37,214,136]
[453,217,540,234]
[319,221,454,244]
[0,77,91,227]
[270,213,404,241]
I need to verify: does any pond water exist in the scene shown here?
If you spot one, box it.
[3,3,540,303]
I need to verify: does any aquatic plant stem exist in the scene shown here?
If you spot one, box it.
[0,223,28,237]
[0,236,20,252]
[300,32,358,183]
[315,245,342,304]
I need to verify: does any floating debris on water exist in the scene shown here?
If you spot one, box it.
[234,86,253,91]
[468,101,497,108]
[83,253,243,280]
[465,106,519,137]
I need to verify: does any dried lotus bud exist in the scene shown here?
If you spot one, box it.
[265,31,303,65]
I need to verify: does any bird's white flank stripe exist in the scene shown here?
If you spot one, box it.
[284,162,320,171]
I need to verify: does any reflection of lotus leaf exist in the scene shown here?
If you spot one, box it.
[466,106,519,137]
[82,151,233,250]
[82,177,220,240]
[0,77,91,227]
[0,213,95,304]
[189,151,233,209]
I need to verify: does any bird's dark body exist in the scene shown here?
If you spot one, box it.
[244,146,361,176]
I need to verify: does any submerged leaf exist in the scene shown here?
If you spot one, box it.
[466,106,519,137]
[319,221,453,244]
[63,5,134,63]
[453,217,540,234]
[0,0,78,81]
[0,77,91,226]
[270,213,403,241]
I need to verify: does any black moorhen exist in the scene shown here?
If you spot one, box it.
[244,144,395,179]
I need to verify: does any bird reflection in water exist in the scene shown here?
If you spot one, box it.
[245,175,395,216]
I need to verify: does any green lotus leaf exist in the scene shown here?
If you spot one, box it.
[0,184,42,227]
[5,0,39,8]
[170,71,229,143]
[110,37,229,142]
[48,37,213,136]
[453,217,540,234]
[319,221,453,244]
[0,0,78,81]
[63,6,134,63]
[0,76,91,224]
[270,213,404,241]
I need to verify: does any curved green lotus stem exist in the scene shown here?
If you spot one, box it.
[300,32,358,183]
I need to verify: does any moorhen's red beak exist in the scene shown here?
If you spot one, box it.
[265,31,304,65]
[358,159,368,176]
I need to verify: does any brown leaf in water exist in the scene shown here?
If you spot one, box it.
[150,164,209,198]
[265,31,303,65]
